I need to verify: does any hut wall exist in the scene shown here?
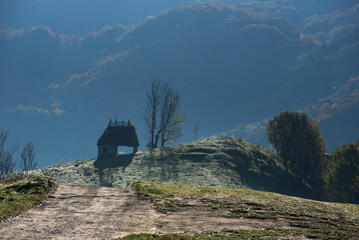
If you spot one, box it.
[98,145,117,155]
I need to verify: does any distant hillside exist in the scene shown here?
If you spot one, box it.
[305,76,359,150]
[32,137,310,197]
[216,118,270,148]
[218,77,359,151]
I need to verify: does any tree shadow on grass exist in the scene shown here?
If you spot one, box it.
[144,147,180,181]
[94,154,134,187]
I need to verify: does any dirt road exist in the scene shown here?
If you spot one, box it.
[0,185,293,240]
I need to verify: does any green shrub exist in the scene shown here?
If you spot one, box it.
[266,111,327,192]
[1,172,28,184]
[324,143,359,203]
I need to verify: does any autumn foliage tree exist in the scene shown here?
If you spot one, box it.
[266,111,327,190]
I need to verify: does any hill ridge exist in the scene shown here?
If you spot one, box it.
[32,137,310,197]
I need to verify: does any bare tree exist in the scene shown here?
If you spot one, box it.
[193,124,201,140]
[0,131,18,182]
[144,80,161,149]
[20,142,37,172]
[157,83,183,147]
[144,79,184,149]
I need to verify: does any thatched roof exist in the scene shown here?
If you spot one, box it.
[97,121,139,147]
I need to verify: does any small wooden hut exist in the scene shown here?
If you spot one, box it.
[97,119,139,156]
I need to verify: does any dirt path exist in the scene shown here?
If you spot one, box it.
[0,185,295,240]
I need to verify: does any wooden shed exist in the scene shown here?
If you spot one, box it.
[97,119,139,156]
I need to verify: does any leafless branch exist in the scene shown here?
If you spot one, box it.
[20,142,37,172]
[144,79,183,149]
[0,130,18,182]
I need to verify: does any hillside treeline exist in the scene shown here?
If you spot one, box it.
[266,111,359,203]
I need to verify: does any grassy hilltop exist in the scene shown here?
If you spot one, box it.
[32,137,309,197]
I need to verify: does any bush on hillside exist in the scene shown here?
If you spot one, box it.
[324,143,359,203]
[266,111,327,192]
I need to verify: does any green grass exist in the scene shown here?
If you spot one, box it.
[120,227,357,240]
[0,174,54,221]
[127,181,359,239]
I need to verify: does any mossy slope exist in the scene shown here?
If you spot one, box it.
[0,174,54,221]
[32,137,308,196]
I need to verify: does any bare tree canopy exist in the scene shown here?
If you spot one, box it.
[20,142,37,172]
[144,79,184,149]
[0,130,18,182]
[145,80,162,149]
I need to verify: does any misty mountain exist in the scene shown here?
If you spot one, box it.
[0,0,192,36]
[2,0,357,36]
[216,118,270,149]
[0,1,358,166]
[306,76,359,150]
[218,77,359,151]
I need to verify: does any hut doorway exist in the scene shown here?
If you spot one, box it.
[117,146,133,154]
